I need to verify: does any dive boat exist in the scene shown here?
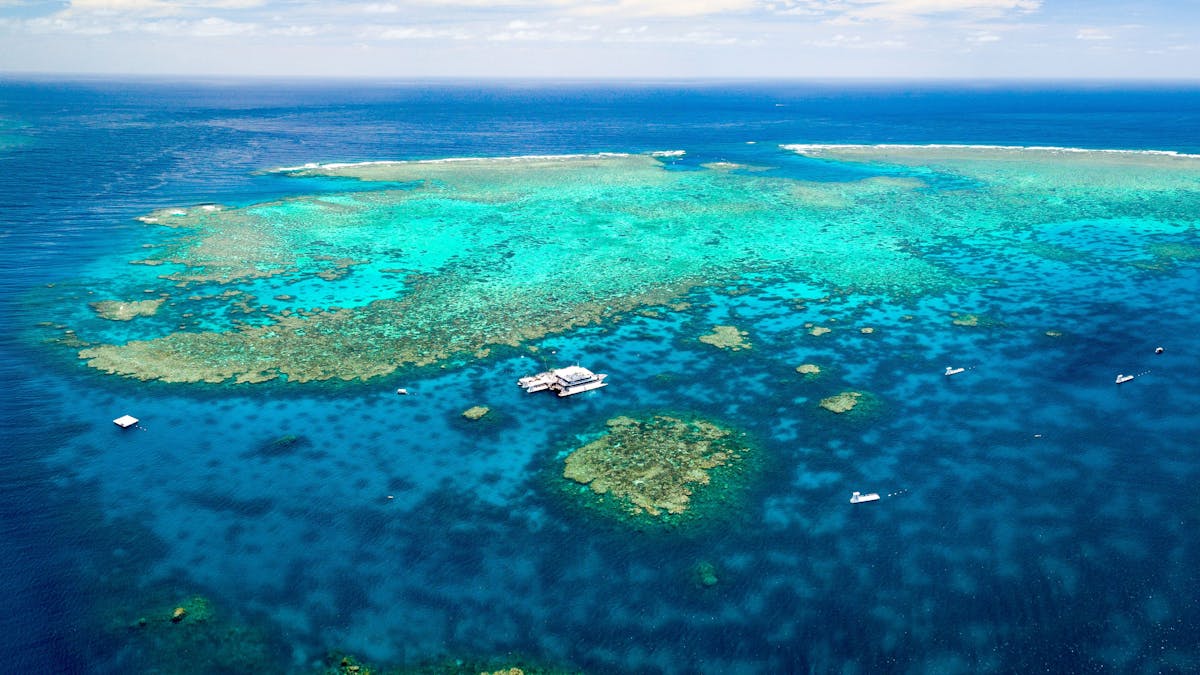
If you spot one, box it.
[518,365,608,397]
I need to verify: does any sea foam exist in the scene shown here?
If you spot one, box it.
[781,143,1200,159]
[273,152,640,173]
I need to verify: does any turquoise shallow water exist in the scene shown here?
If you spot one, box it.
[2,80,1200,674]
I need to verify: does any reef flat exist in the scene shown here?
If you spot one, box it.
[60,149,1200,383]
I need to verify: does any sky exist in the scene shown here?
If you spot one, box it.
[0,0,1197,79]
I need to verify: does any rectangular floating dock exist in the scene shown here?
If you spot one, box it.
[113,414,139,428]
[518,365,608,397]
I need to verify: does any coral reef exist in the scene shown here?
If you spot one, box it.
[91,298,165,321]
[462,406,490,420]
[795,363,821,375]
[819,391,863,414]
[562,414,749,518]
[77,275,702,383]
[319,653,376,675]
[693,560,719,587]
[66,152,994,383]
[249,434,311,458]
[698,325,751,351]
[313,652,573,675]
[111,594,280,674]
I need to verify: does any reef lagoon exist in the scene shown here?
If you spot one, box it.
[3,80,1200,673]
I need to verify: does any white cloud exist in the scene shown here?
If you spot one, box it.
[602,27,745,44]
[188,15,255,35]
[361,2,400,12]
[68,0,266,12]
[1075,27,1111,40]
[810,32,907,48]
[371,24,471,40]
[573,0,762,18]
[784,0,1041,23]
[268,23,319,36]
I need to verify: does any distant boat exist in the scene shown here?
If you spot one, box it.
[518,365,608,397]
[944,366,965,376]
[1115,374,1134,384]
[850,491,880,504]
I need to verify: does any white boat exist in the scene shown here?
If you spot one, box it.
[850,491,880,504]
[1115,374,1134,384]
[518,365,608,397]
[944,366,965,376]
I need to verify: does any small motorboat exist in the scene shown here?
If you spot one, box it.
[944,366,965,376]
[1115,374,1134,384]
[850,491,880,504]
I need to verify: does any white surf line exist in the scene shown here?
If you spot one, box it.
[272,151,670,173]
[780,143,1200,158]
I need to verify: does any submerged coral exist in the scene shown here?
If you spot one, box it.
[319,653,375,675]
[693,560,720,588]
[64,153,982,383]
[110,594,278,674]
[698,325,751,351]
[819,391,863,414]
[91,298,165,321]
[462,406,490,420]
[77,274,700,384]
[795,363,821,375]
[249,434,311,458]
[562,414,749,518]
[64,148,1200,384]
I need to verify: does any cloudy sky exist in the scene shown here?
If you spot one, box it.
[0,0,1196,78]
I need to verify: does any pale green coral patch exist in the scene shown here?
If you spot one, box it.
[462,406,490,420]
[91,298,165,321]
[951,313,981,327]
[699,325,751,351]
[820,391,863,414]
[563,415,748,519]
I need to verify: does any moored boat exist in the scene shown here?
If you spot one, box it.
[519,365,608,397]
[850,491,880,504]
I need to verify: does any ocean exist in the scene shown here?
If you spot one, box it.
[1,78,1199,674]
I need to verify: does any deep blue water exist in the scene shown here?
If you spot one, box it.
[2,78,1199,673]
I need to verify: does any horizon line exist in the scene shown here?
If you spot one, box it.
[5,71,1200,87]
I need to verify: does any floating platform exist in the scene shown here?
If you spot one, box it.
[850,491,880,504]
[518,365,608,397]
[113,414,139,428]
